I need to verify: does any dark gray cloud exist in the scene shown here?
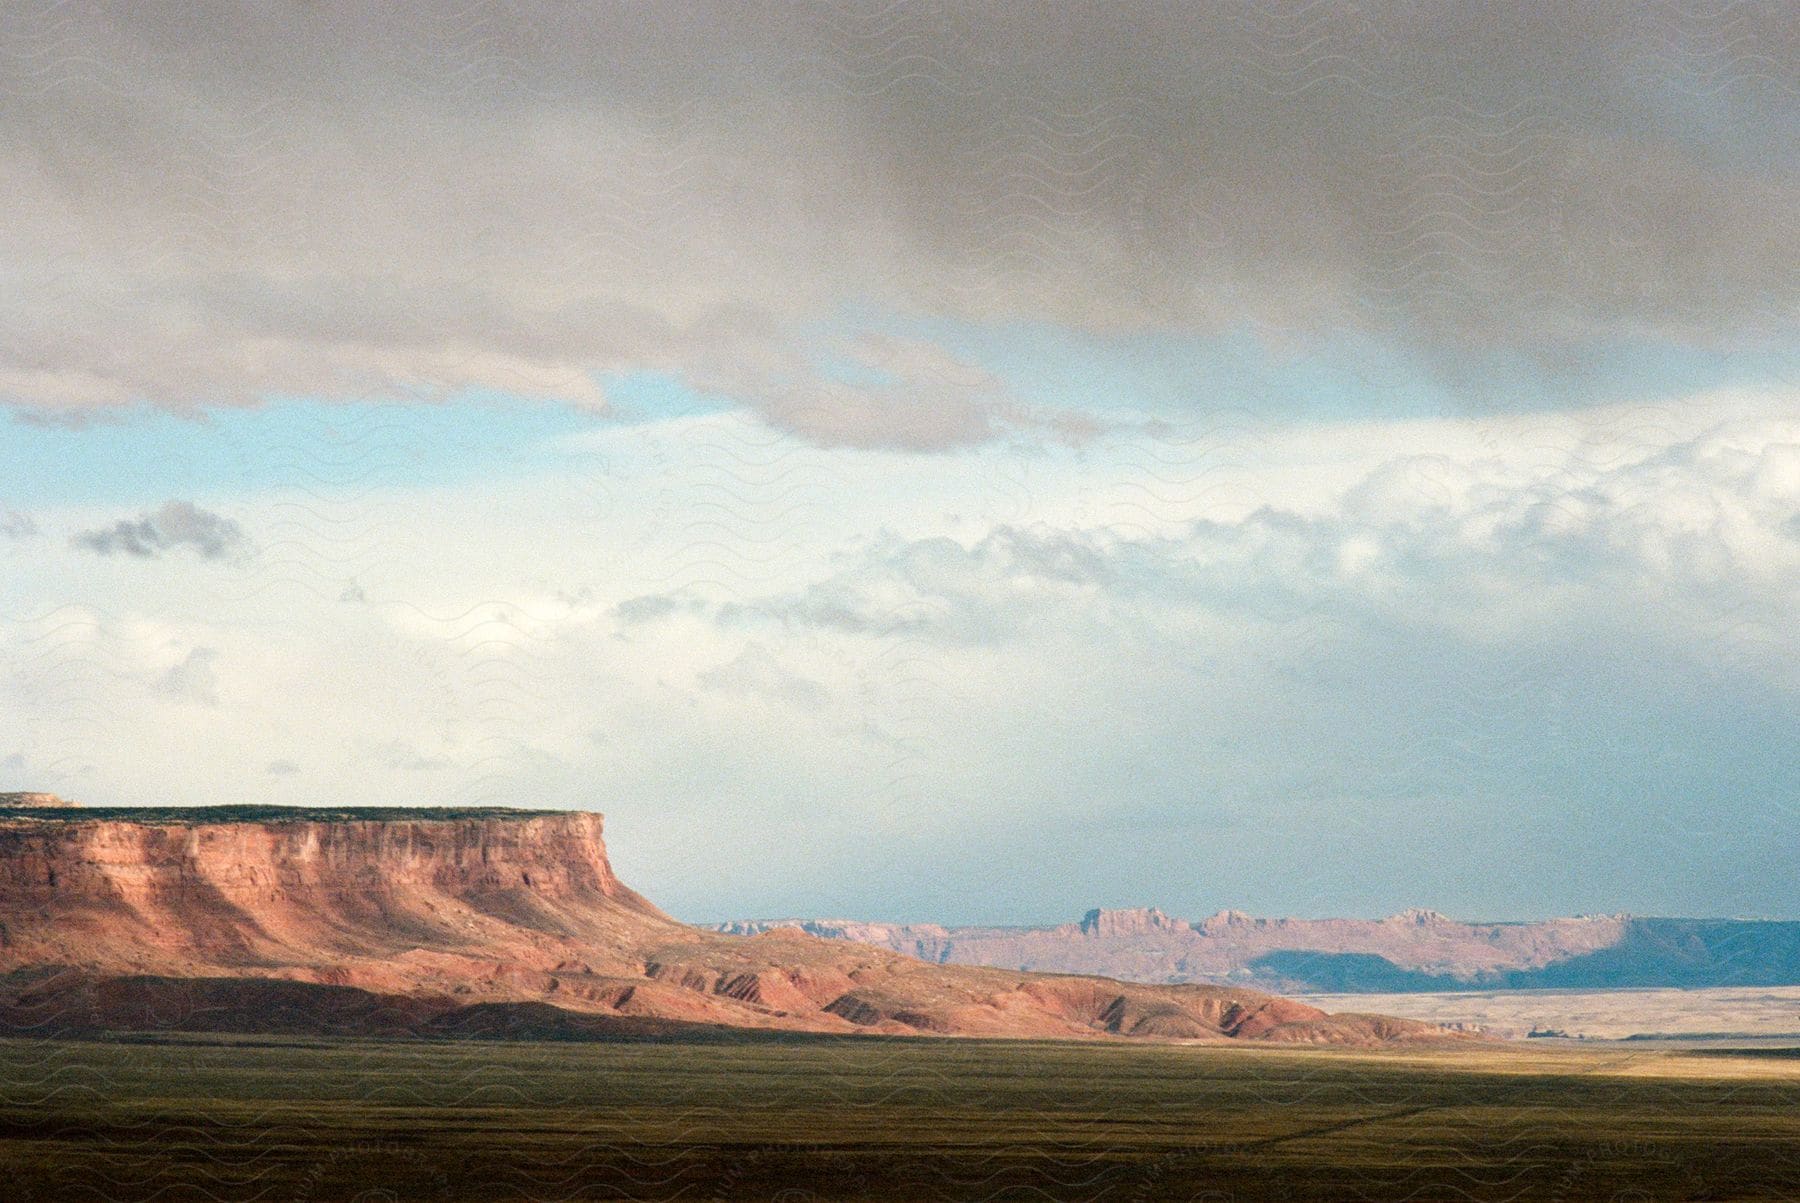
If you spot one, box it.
[1,2,1795,441]
[70,500,249,560]
[0,509,36,539]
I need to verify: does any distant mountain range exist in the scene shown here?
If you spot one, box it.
[708,908,1800,992]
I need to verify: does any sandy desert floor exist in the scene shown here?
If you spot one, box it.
[1297,984,1800,1040]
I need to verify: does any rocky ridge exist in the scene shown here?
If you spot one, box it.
[708,906,1800,992]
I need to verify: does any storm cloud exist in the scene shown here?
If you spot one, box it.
[2,2,1796,442]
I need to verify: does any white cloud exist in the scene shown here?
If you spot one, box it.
[4,397,1799,919]
[630,416,1800,665]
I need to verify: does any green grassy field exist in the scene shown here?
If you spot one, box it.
[1,1034,1796,1201]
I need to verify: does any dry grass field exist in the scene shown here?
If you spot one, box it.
[1,1032,1796,1201]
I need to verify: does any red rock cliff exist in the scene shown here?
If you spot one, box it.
[0,807,672,978]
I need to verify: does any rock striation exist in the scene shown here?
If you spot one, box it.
[0,802,1457,1045]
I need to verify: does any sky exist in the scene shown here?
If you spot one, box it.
[2,2,1798,923]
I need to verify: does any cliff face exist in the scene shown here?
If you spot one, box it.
[0,804,1458,1046]
[0,810,633,905]
[0,809,652,910]
[0,808,673,980]
[1079,906,1184,937]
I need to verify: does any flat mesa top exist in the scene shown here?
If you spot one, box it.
[0,805,590,825]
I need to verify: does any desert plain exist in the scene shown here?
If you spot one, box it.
[1299,985,1800,1041]
[4,1032,1798,1201]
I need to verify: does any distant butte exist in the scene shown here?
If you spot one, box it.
[0,801,1458,1045]
[0,791,77,808]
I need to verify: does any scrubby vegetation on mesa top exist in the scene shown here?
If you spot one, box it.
[0,805,584,824]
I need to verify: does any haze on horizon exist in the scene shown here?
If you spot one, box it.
[2,2,1797,926]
